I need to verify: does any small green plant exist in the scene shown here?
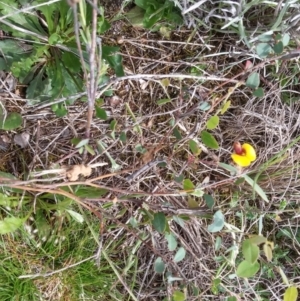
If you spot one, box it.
[0,1,123,115]
[126,0,183,32]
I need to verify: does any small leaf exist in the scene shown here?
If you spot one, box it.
[273,41,284,54]
[201,131,219,149]
[207,210,225,232]
[248,235,267,245]
[242,239,259,264]
[189,140,201,156]
[190,189,204,197]
[173,216,185,228]
[84,144,95,155]
[203,194,214,209]
[220,100,231,114]
[96,107,107,120]
[243,175,269,203]
[183,179,195,191]
[246,72,260,89]
[206,115,219,130]
[253,87,264,97]
[187,197,199,209]
[256,43,273,58]
[0,216,26,234]
[215,236,222,251]
[75,139,89,148]
[283,286,298,301]
[157,98,171,105]
[174,174,184,183]
[120,132,127,142]
[110,119,117,131]
[236,260,260,278]
[282,33,290,47]
[173,128,182,140]
[199,101,211,111]
[172,290,185,301]
[165,233,177,251]
[263,241,274,262]
[152,212,167,234]
[1,112,22,130]
[154,257,165,273]
[66,209,84,223]
[227,297,237,301]
[174,247,186,263]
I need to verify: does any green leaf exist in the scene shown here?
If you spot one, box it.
[273,41,284,54]
[102,46,124,77]
[227,297,237,301]
[173,127,182,140]
[75,186,107,198]
[0,193,18,207]
[203,194,214,209]
[174,247,186,263]
[120,131,127,142]
[206,115,219,130]
[165,233,177,251]
[242,239,259,264]
[172,290,185,301]
[1,112,22,130]
[284,287,298,301]
[66,209,84,223]
[174,174,184,183]
[96,107,108,120]
[126,6,145,27]
[201,131,219,149]
[52,103,68,117]
[97,17,111,34]
[256,43,273,58]
[75,139,89,148]
[246,72,260,89]
[243,174,269,203]
[199,101,211,111]
[248,235,267,245]
[157,98,171,105]
[152,212,167,234]
[110,119,117,131]
[220,100,231,114]
[236,260,260,278]
[0,216,26,234]
[190,189,204,197]
[282,33,290,47]
[207,210,224,233]
[253,87,264,97]
[154,257,165,273]
[84,144,95,155]
[183,179,195,191]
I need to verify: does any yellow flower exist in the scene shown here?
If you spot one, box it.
[231,142,256,167]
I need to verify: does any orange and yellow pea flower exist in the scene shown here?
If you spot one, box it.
[231,142,256,167]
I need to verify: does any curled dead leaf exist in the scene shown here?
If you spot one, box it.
[66,164,92,181]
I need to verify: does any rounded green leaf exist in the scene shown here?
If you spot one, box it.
[256,43,273,58]
[1,112,22,130]
[174,247,186,263]
[284,286,298,301]
[172,290,185,301]
[152,212,167,234]
[242,239,259,263]
[96,107,107,120]
[189,139,201,155]
[246,72,260,89]
[154,257,165,273]
[201,131,219,149]
[274,41,284,54]
[203,194,215,209]
[206,115,219,130]
[207,210,224,233]
[236,260,260,278]
[253,87,264,97]
[282,33,290,47]
[165,233,177,251]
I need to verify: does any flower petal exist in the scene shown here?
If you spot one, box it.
[242,143,256,161]
[231,154,251,167]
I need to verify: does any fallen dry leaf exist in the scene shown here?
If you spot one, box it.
[66,164,92,181]
[14,132,30,148]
